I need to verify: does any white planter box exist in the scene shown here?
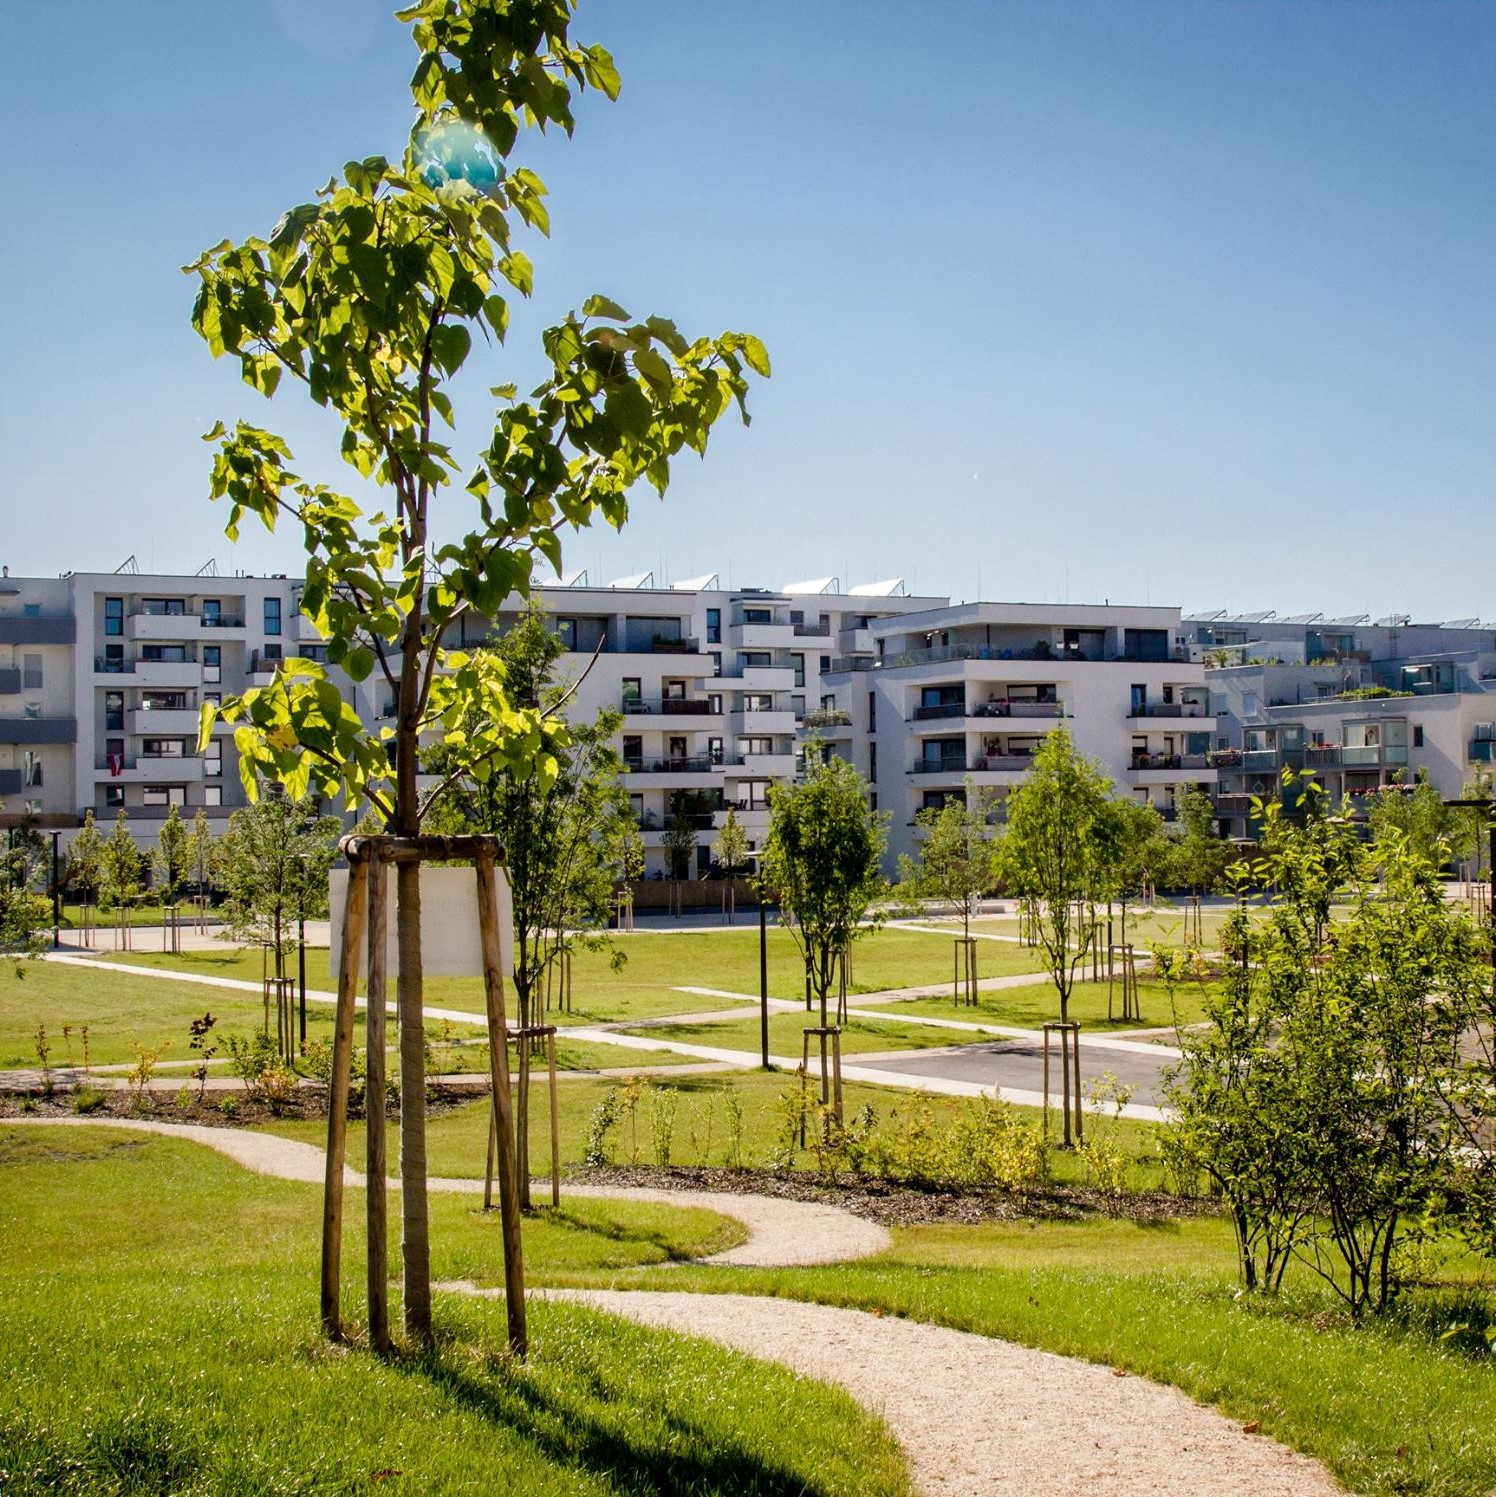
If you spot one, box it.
[329,863,512,979]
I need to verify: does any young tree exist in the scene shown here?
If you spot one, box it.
[152,804,192,909]
[663,805,698,884]
[187,808,217,897]
[994,727,1112,1021]
[1167,794,1495,1312]
[66,810,105,934]
[0,806,47,970]
[188,0,766,1345]
[220,796,343,987]
[1365,770,1452,871]
[1165,783,1231,895]
[99,811,143,945]
[763,752,886,1026]
[711,804,750,922]
[424,602,632,1204]
[897,781,997,940]
[1094,794,1167,943]
[1451,764,1493,881]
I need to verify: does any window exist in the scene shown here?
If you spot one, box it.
[1412,724,1424,748]
[1130,684,1147,714]
[621,677,642,705]
[106,737,124,765]
[263,597,282,636]
[21,654,42,689]
[141,645,186,663]
[708,693,723,714]
[708,737,724,765]
[791,652,805,688]
[705,608,721,645]
[22,603,40,618]
[143,738,185,758]
[105,785,124,808]
[263,643,283,662]
[203,785,223,807]
[869,742,877,782]
[742,779,770,810]
[105,692,124,731]
[23,751,42,787]
[104,597,123,637]
[142,692,187,711]
[868,691,876,730]
[104,643,124,671]
[743,607,772,625]
[203,742,222,778]
[23,798,42,816]
[821,655,831,673]
[741,651,771,668]
[740,736,773,756]
[622,735,643,767]
[142,785,187,807]
[23,702,40,719]
[203,645,221,685]
[556,617,578,651]
[628,793,644,820]
[142,597,186,616]
[743,693,773,711]
[202,599,221,627]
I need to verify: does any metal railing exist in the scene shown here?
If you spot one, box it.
[621,697,721,716]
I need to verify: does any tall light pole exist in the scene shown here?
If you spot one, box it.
[748,850,770,1069]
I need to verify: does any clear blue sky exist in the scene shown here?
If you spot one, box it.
[3,1,1493,619]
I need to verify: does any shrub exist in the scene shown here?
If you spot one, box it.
[71,1087,105,1115]
[583,1088,622,1167]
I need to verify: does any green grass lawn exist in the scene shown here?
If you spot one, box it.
[882,976,1212,1032]
[0,1125,912,1495]
[608,1220,1496,1497]
[0,961,341,1070]
[113,924,1052,1022]
[617,1009,1008,1057]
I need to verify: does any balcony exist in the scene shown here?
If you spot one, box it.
[733,752,797,777]
[801,709,852,733]
[728,622,795,649]
[0,716,77,745]
[0,669,18,695]
[1214,794,1256,818]
[128,611,201,642]
[1127,703,1212,719]
[975,700,1066,719]
[95,755,206,784]
[1130,754,1211,772]
[1242,749,1278,771]
[910,757,968,776]
[623,754,723,778]
[129,708,202,737]
[720,665,794,690]
[836,627,875,655]
[911,702,966,721]
[1303,746,1341,768]
[792,619,831,637]
[1341,745,1381,767]
[969,755,1036,773]
[621,697,721,718]
[0,614,74,645]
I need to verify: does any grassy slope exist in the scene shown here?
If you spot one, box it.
[0,1127,911,1496]
[884,975,1211,1030]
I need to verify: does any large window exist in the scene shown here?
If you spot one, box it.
[201,599,221,626]
[22,654,42,689]
[104,597,123,637]
[143,785,187,807]
[23,751,42,787]
[204,785,223,807]
[105,692,124,731]
[263,597,282,636]
[705,608,721,644]
[203,645,221,685]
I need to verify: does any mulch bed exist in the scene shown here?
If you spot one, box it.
[564,1162,1214,1227]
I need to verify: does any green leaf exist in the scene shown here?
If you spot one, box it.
[582,294,629,322]
[345,646,375,682]
[743,335,772,378]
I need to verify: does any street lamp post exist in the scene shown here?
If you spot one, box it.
[51,830,61,949]
[748,851,770,1069]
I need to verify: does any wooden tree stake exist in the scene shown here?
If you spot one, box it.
[364,852,391,1357]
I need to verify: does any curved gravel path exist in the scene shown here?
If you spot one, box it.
[532,1290,1342,1497]
[0,1117,887,1266]
[5,1117,1341,1494]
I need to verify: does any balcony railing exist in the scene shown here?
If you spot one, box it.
[621,697,720,716]
[1341,745,1381,767]
[801,709,852,729]
[1128,703,1211,718]
[1131,753,1211,772]
[1303,746,1341,767]
[912,702,966,721]
[1213,794,1256,817]
[1207,748,1242,768]
[970,754,1035,771]
[792,620,831,637]
[910,757,967,775]
[623,755,722,774]
[1242,749,1278,771]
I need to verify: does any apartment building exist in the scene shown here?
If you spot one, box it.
[1188,610,1496,837]
[0,566,370,840]
[481,572,946,876]
[814,602,1214,872]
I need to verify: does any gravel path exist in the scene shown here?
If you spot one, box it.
[0,1117,887,1265]
[529,1290,1343,1497]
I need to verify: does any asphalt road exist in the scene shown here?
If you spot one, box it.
[853,1035,1175,1110]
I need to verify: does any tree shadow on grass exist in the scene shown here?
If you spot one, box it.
[405,1325,856,1497]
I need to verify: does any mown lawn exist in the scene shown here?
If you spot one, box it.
[0,1126,912,1496]
[112,923,1052,1022]
[882,975,1212,1031]
[618,1008,1010,1057]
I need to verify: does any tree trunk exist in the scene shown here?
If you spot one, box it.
[396,860,432,1345]
[515,972,532,1211]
